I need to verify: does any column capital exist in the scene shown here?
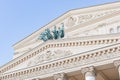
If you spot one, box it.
[53,72,68,80]
[81,66,96,77]
[114,60,120,68]
[114,60,120,80]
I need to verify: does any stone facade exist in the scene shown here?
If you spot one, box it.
[0,2,120,80]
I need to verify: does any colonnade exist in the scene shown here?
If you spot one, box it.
[32,66,96,80]
[31,60,120,80]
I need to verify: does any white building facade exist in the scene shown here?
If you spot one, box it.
[0,2,120,80]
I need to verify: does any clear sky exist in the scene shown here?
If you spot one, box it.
[0,0,119,66]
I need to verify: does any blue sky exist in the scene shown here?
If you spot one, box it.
[0,0,119,66]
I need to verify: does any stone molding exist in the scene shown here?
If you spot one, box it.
[0,34,119,74]
[53,73,68,80]
[1,2,120,80]
[1,42,120,80]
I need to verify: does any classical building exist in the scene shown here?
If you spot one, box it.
[0,2,120,80]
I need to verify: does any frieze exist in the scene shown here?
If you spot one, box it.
[66,16,77,27]
[27,50,73,67]
[65,9,120,28]
[71,17,120,37]
[77,9,120,24]
[1,35,119,74]
[2,43,120,80]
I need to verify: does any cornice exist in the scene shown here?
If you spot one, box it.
[1,41,120,80]
[0,33,120,74]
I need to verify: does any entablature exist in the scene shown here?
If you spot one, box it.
[0,33,120,74]
[1,41,120,80]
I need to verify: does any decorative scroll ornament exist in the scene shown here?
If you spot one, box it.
[54,73,68,80]
[39,23,65,42]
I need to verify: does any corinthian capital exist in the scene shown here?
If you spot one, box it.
[81,66,96,76]
[53,73,68,80]
[114,60,120,68]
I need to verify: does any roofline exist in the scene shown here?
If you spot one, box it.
[13,1,120,47]
[12,6,71,46]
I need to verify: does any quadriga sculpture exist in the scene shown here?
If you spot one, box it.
[45,28,53,40]
[39,31,48,42]
[59,23,64,38]
[52,26,59,39]
[39,23,65,42]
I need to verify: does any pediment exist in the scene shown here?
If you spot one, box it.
[1,2,120,79]
[13,10,120,52]
[5,2,120,72]
[65,7,120,29]
[4,32,120,74]
[11,2,120,61]
[13,2,120,51]
[67,14,120,38]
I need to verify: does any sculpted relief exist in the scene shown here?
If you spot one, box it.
[77,9,119,25]
[37,9,120,41]
[65,9,120,28]
[27,50,73,67]
[29,9,120,67]
[66,16,77,27]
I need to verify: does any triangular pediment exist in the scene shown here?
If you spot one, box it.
[13,2,120,51]
[3,32,120,74]
[1,2,120,75]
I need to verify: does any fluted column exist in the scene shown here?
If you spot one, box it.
[53,73,68,80]
[81,66,96,80]
[114,60,120,79]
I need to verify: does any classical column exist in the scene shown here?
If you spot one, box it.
[53,73,68,80]
[81,66,96,80]
[114,60,120,79]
